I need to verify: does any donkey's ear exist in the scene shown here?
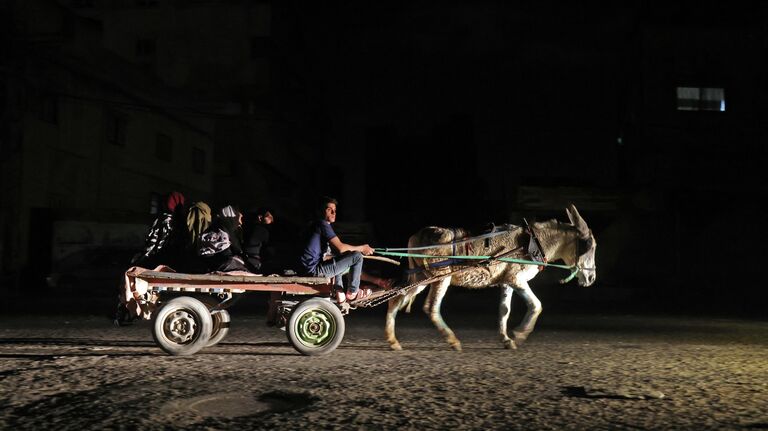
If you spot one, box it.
[566,204,590,237]
[565,204,577,224]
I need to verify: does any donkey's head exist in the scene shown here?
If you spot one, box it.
[565,204,597,287]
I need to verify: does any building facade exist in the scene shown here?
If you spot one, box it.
[1,0,215,287]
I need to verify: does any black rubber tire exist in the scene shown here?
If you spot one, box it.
[206,309,230,347]
[286,298,345,356]
[152,296,212,356]
[198,296,231,347]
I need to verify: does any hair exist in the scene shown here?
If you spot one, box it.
[316,196,338,217]
[186,201,212,250]
[165,191,186,213]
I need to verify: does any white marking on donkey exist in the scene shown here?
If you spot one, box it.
[385,204,597,351]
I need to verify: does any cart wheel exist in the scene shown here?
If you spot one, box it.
[206,309,231,347]
[286,298,345,356]
[198,296,231,347]
[152,296,212,356]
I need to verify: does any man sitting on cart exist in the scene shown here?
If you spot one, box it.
[296,196,375,302]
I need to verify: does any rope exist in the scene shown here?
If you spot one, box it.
[354,245,589,308]
[351,272,450,308]
[375,229,512,251]
[351,260,497,308]
[374,250,576,271]
[373,249,582,287]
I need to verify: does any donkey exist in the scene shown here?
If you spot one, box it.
[385,204,597,351]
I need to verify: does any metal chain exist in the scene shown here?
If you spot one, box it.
[351,262,501,308]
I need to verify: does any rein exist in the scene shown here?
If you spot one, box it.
[375,228,512,252]
[374,250,580,273]
[526,222,591,283]
[373,223,591,283]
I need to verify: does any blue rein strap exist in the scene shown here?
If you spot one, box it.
[560,267,579,283]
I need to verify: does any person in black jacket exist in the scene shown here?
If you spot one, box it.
[199,205,249,272]
[243,207,274,273]
[131,191,186,269]
[118,191,186,326]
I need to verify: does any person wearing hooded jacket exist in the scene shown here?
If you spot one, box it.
[199,205,249,272]
[118,191,186,326]
[131,191,187,269]
[177,200,212,273]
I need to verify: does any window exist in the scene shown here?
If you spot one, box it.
[192,147,206,174]
[136,38,156,59]
[106,112,126,146]
[149,192,160,215]
[676,87,725,112]
[155,133,172,162]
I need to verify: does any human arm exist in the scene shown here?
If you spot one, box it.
[328,236,374,256]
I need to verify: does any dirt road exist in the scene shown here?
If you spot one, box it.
[1,308,766,430]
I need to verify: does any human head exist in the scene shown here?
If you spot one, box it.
[165,191,185,213]
[255,207,274,225]
[316,196,338,223]
[220,205,243,226]
[186,201,212,240]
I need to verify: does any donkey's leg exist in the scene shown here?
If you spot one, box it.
[424,278,461,351]
[498,284,517,350]
[385,285,426,351]
[385,296,406,351]
[511,283,542,345]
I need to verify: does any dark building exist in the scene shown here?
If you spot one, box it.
[1,0,215,284]
[2,1,766,312]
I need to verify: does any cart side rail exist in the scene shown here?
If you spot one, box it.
[122,266,334,320]
[126,269,331,285]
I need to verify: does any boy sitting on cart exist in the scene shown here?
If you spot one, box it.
[296,196,377,303]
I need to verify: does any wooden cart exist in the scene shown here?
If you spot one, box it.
[125,268,349,356]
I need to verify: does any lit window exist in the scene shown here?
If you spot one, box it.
[676,87,725,112]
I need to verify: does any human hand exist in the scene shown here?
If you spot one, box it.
[362,244,375,256]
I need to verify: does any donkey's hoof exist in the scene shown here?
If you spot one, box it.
[513,334,528,347]
[449,341,463,352]
[502,339,518,350]
[389,342,403,351]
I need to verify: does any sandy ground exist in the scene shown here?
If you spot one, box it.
[0,303,766,430]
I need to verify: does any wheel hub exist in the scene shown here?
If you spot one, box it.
[165,310,197,344]
[297,309,335,347]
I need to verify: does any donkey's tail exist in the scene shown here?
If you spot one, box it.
[406,233,424,285]
[402,233,426,313]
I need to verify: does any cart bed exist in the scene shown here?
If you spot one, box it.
[127,268,333,295]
